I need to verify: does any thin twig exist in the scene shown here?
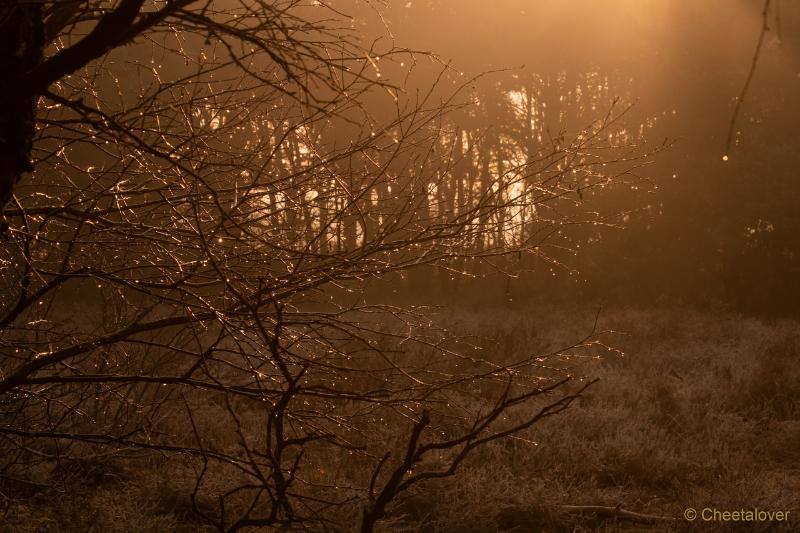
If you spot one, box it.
[724,0,772,158]
[558,504,678,524]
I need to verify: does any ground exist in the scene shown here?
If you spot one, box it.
[2,305,798,532]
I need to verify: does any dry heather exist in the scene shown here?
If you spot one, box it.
[384,305,800,532]
[2,306,798,532]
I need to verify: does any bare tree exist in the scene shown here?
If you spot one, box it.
[0,1,654,530]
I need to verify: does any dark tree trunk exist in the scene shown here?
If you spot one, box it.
[0,2,44,208]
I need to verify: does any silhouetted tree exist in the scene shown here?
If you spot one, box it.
[0,1,651,530]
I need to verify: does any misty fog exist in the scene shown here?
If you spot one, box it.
[1,1,798,531]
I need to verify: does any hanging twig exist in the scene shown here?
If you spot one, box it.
[724,0,772,159]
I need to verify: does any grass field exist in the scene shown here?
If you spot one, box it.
[385,305,800,532]
[2,305,798,532]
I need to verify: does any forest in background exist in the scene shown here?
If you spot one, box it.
[370,0,800,316]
